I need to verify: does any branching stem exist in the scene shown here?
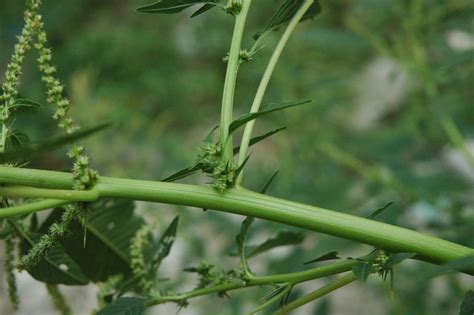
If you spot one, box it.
[237,0,314,184]
[221,0,253,163]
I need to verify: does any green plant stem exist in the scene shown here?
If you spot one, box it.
[146,259,356,306]
[0,185,98,201]
[0,166,473,274]
[220,0,253,163]
[0,199,70,217]
[273,273,357,315]
[236,0,314,184]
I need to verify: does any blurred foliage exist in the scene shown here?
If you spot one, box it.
[1,0,473,314]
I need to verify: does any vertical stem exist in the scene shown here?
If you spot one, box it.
[236,0,314,184]
[220,0,253,163]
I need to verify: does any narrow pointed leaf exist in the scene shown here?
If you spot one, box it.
[161,164,200,182]
[254,0,322,40]
[368,201,393,219]
[97,297,146,315]
[260,170,279,194]
[228,100,311,135]
[0,122,110,163]
[304,251,340,265]
[247,230,305,258]
[8,129,30,147]
[191,3,216,17]
[137,0,219,14]
[9,98,42,111]
[152,216,179,270]
[233,127,287,155]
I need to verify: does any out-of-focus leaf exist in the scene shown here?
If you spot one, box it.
[9,98,41,111]
[254,0,322,40]
[460,290,474,315]
[8,129,30,148]
[247,230,305,258]
[304,251,340,265]
[425,255,474,278]
[96,297,146,315]
[152,216,179,270]
[228,100,311,135]
[383,252,416,269]
[352,262,373,282]
[137,0,219,14]
[236,216,254,268]
[368,201,393,219]
[0,123,110,163]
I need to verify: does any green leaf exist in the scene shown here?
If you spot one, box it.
[304,251,340,265]
[460,290,474,315]
[191,3,216,17]
[352,262,373,282]
[254,0,322,40]
[228,100,311,135]
[247,230,305,259]
[0,122,110,163]
[152,216,179,270]
[260,170,279,194]
[12,221,89,285]
[236,217,254,258]
[367,201,393,220]
[9,98,42,111]
[137,0,219,14]
[233,127,287,155]
[97,297,146,315]
[161,164,200,182]
[383,252,416,269]
[7,129,30,148]
[425,255,474,278]
[46,199,144,282]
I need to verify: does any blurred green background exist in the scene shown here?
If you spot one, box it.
[0,0,473,314]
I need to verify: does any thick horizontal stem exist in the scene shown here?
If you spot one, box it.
[0,166,473,274]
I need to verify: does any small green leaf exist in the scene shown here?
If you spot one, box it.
[152,216,179,270]
[228,100,311,135]
[368,202,393,220]
[426,255,474,278]
[383,252,416,269]
[161,165,200,182]
[233,127,287,155]
[304,251,340,265]
[137,0,219,14]
[460,290,474,315]
[352,262,373,282]
[97,297,146,315]
[8,129,30,148]
[191,3,216,17]
[254,0,322,40]
[0,123,110,163]
[260,170,279,194]
[247,230,305,259]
